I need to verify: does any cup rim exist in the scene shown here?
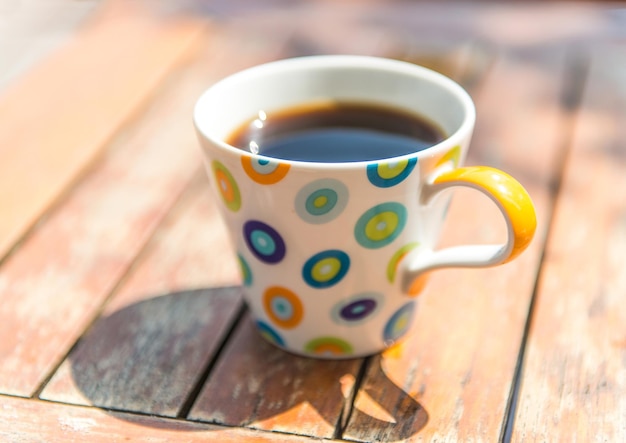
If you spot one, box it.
[193,55,476,169]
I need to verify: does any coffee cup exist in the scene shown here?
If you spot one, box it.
[193,55,536,358]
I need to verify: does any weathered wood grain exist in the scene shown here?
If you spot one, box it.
[189,313,362,439]
[511,46,626,442]
[342,49,565,441]
[40,287,243,417]
[0,0,205,260]
[2,2,624,442]
[40,174,242,416]
[105,172,243,302]
[0,394,322,443]
[0,26,288,397]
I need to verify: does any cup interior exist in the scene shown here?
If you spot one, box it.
[194,55,475,162]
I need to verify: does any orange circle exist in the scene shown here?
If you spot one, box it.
[241,156,290,185]
[262,286,303,329]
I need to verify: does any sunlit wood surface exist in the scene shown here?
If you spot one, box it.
[1,1,625,441]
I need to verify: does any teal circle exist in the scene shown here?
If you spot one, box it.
[354,202,407,249]
[295,178,349,224]
[305,189,338,216]
[250,230,276,256]
[271,296,294,321]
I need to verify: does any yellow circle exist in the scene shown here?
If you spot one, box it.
[395,315,408,332]
[365,211,399,241]
[378,159,408,179]
[313,195,328,208]
[311,257,340,282]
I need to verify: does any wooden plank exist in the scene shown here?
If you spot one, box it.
[40,287,243,417]
[103,173,243,299]
[40,175,243,416]
[0,0,100,92]
[511,46,626,442]
[342,49,565,441]
[0,0,206,259]
[0,395,321,443]
[189,312,363,439]
[0,29,289,397]
[223,1,493,91]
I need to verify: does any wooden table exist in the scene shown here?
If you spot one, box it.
[1,1,625,441]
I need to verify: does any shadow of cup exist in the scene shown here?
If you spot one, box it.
[61,287,428,440]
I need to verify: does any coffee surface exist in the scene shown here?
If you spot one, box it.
[226,101,445,163]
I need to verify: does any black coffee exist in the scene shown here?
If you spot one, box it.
[226,101,445,163]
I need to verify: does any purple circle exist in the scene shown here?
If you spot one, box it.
[330,292,384,326]
[243,220,286,264]
[340,299,377,320]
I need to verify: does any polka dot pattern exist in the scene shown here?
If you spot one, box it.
[367,157,417,188]
[212,161,241,212]
[244,220,286,264]
[355,202,407,249]
[241,156,290,184]
[302,250,350,288]
[263,286,303,329]
[295,178,348,224]
[202,125,468,357]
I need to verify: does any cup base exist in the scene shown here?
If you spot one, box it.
[255,326,406,360]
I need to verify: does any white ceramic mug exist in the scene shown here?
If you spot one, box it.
[194,55,536,358]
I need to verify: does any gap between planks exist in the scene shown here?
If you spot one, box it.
[500,49,591,443]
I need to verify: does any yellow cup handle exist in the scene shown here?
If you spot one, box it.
[402,166,537,293]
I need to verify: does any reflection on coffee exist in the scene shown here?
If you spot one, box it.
[226,101,446,163]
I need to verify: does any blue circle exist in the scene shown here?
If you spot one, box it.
[383,301,416,343]
[256,320,285,346]
[302,250,350,289]
[367,157,417,188]
[244,220,286,264]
